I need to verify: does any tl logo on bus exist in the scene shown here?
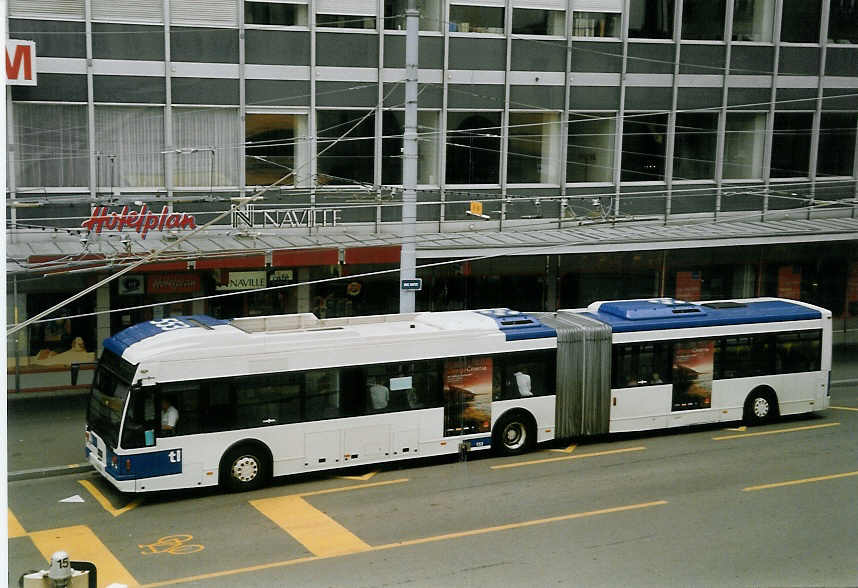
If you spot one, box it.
[82,206,196,239]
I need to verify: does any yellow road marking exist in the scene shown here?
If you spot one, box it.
[140,500,667,587]
[29,525,139,588]
[549,444,577,454]
[298,478,409,498]
[79,479,143,517]
[8,509,27,538]
[725,426,748,432]
[712,422,840,440]
[250,495,372,557]
[338,470,379,481]
[830,406,858,412]
[743,470,858,492]
[490,446,646,469]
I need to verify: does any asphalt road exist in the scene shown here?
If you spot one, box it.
[8,382,858,587]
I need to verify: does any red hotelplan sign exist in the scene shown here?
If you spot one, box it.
[148,273,201,294]
[6,40,36,86]
[82,206,196,239]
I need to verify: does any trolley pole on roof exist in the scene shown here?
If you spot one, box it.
[399,0,419,313]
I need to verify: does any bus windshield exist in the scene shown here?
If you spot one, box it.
[86,350,136,448]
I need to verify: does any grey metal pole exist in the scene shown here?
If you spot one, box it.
[399,0,419,313]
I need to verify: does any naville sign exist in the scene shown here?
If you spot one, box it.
[5,40,37,86]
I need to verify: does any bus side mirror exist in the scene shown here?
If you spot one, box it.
[144,429,155,447]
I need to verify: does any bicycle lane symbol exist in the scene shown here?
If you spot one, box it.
[140,534,205,555]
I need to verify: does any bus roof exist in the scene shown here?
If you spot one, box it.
[102,309,558,365]
[580,298,823,332]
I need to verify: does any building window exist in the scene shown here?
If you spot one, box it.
[316,14,377,29]
[245,2,308,26]
[246,113,310,188]
[95,106,165,190]
[384,0,442,32]
[673,112,718,180]
[770,112,813,178]
[681,0,725,41]
[449,4,504,34]
[628,0,675,39]
[381,110,441,185]
[512,8,565,36]
[567,113,615,183]
[317,110,376,185]
[732,0,774,42]
[572,12,621,38]
[507,112,561,184]
[621,113,668,182]
[723,112,766,180]
[817,113,856,177]
[446,111,501,184]
[173,108,241,189]
[780,0,821,43]
[14,104,89,189]
[828,0,858,44]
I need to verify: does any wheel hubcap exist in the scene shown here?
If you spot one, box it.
[231,456,258,482]
[753,397,769,418]
[503,422,525,450]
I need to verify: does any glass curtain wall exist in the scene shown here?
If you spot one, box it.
[94,106,165,190]
[446,111,502,184]
[567,113,615,183]
[507,112,561,184]
[621,113,669,181]
[723,112,766,179]
[173,108,242,189]
[14,104,89,188]
[673,113,718,180]
[732,0,774,42]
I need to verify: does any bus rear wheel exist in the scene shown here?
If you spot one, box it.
[221,445,268,492]
[744,388,778,425]
[493,412,536,457]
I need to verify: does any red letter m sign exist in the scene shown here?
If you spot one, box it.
[5,41,37,86]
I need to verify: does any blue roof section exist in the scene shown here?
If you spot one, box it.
[103,315,229,357]
[476,309,557,341]
[583,299,821,332]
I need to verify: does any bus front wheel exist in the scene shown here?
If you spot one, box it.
[492,411,536,457]
[744,388,778,425]
[220,445,268,492]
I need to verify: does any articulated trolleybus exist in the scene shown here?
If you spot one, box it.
[86,297,831,493]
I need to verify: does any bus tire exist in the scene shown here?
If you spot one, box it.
[492,411,536,457]
[744,387,778,425]
[220,443,269,492]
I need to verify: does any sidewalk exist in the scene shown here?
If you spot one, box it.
[6,344,858,481]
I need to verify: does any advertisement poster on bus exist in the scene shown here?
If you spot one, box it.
[443,357,492,436]
[672,339,714,411]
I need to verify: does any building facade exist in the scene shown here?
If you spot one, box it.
[6,0,858,392]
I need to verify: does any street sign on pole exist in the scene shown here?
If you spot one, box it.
[401,278,422,291]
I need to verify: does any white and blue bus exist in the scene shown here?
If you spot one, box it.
[85,297,831,493]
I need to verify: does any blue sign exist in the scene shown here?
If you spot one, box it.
[401,279,422,291]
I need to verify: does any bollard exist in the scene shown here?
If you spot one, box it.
[70,363,80,386]
[20,552,96,588]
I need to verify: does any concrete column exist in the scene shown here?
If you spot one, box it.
[545,255,558,311]
[96,284,111,355]
[192,293,206,316]
[297,268,311,313]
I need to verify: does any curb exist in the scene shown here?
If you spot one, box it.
[9,464,93,482]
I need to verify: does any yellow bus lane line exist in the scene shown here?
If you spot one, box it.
[743,470,858,492]
[8,509,27,538]
[79,479,143,517]
[251,495,372,557]
[249,478,407,558]
[140,499,668,587]
[712,422,840,440]
[29,525,139,588]
[490,446,647,469]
